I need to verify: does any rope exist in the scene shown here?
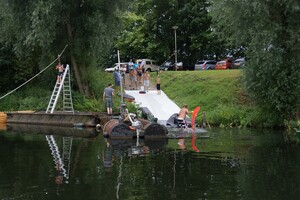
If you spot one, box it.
[0,45,68,100]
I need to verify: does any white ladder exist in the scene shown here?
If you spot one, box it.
[46,64,74,114]
[45,135,67,177]
[62,136,73,182]
[46,135,73,183]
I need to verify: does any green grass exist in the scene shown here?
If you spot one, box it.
[153,69,263,127]
[0,69,278,127]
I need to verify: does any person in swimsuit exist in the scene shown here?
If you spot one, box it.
[137,64,143,84]
[143,71,150,92]
[177,104,193,128]
[56,55,64,84]
[130,68,138,90]
[156,74,161,95]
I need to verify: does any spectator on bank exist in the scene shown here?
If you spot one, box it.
[140,59,146,73]
[156,74,161,95]
[143,71,150,92]
[128,59,134,70]
[137,63,143,84]
[113,69,120,88]
[129,68,138,90]
[103,84,114,115]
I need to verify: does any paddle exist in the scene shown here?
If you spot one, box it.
[191,106,201,152]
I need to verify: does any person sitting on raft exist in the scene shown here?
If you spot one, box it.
[177,104,193,128]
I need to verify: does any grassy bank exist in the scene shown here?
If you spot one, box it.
[0,69,280,128]
[154,69,274,128]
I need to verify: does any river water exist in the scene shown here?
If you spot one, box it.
[0,124,299,200]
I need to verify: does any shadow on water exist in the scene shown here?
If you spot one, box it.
[103,137,168,160]
[4,123,99,138]
[0,123,100,198]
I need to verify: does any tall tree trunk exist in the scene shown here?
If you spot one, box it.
[66,22,85,94]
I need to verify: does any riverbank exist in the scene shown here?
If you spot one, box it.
[153,69,266,128]
[120,69,260,128]
[0,69,283,128]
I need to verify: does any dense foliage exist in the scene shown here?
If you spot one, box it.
[211,0,300,120]
[1,0,300,126]
[114,0,220,67]
[0,0,126,96]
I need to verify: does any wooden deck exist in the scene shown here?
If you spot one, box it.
[5,111,107,127]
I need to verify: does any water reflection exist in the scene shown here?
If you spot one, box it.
[102,137,168,199]
[5,123,98,138]
[0,127,300,200]
[3,124,99,189]
[103,137,168,162]
[46,135,72,185]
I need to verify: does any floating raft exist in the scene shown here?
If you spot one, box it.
[103,119,168,139]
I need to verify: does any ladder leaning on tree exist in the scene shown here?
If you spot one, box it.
[46,64,74,114]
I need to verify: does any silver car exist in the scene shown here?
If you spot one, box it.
[194,60,217,70]
[232,58,245,69]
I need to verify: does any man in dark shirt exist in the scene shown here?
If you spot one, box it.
[103,84,114,115]
[113,69,120,87]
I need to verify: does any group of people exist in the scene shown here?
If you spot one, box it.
[112,59,161,94]
[103,59,164,116]
[127,59,151,92]
[56,56,189,125]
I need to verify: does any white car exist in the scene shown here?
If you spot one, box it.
[104,63,127,72]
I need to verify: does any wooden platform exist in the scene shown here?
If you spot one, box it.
[5,111,106,127]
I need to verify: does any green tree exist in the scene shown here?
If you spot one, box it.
[115,0,215,67]
[211,0,300,120]
[0,0,126,96]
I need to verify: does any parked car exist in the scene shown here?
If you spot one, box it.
[159,60,184,71]
[104,63,127,72]
[136,59,159,72]
[215,59,233,70]
[194,60,217,70]
[175,62,184,70]
[159,61,174,71]
[232,57,245,69]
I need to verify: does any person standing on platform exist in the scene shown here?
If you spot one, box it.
[143,71,150,92]
[56,55,64,84]
[103,84,114,115]
[156,74,161,95]
[137,63,143,84]
[133,61,139,71]
[128,59,134,70]
[130,68,138,90]
[140,59,146,73]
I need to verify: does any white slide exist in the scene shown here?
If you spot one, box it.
[124,90,180,125]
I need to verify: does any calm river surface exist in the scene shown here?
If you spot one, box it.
[0,124,299,200]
